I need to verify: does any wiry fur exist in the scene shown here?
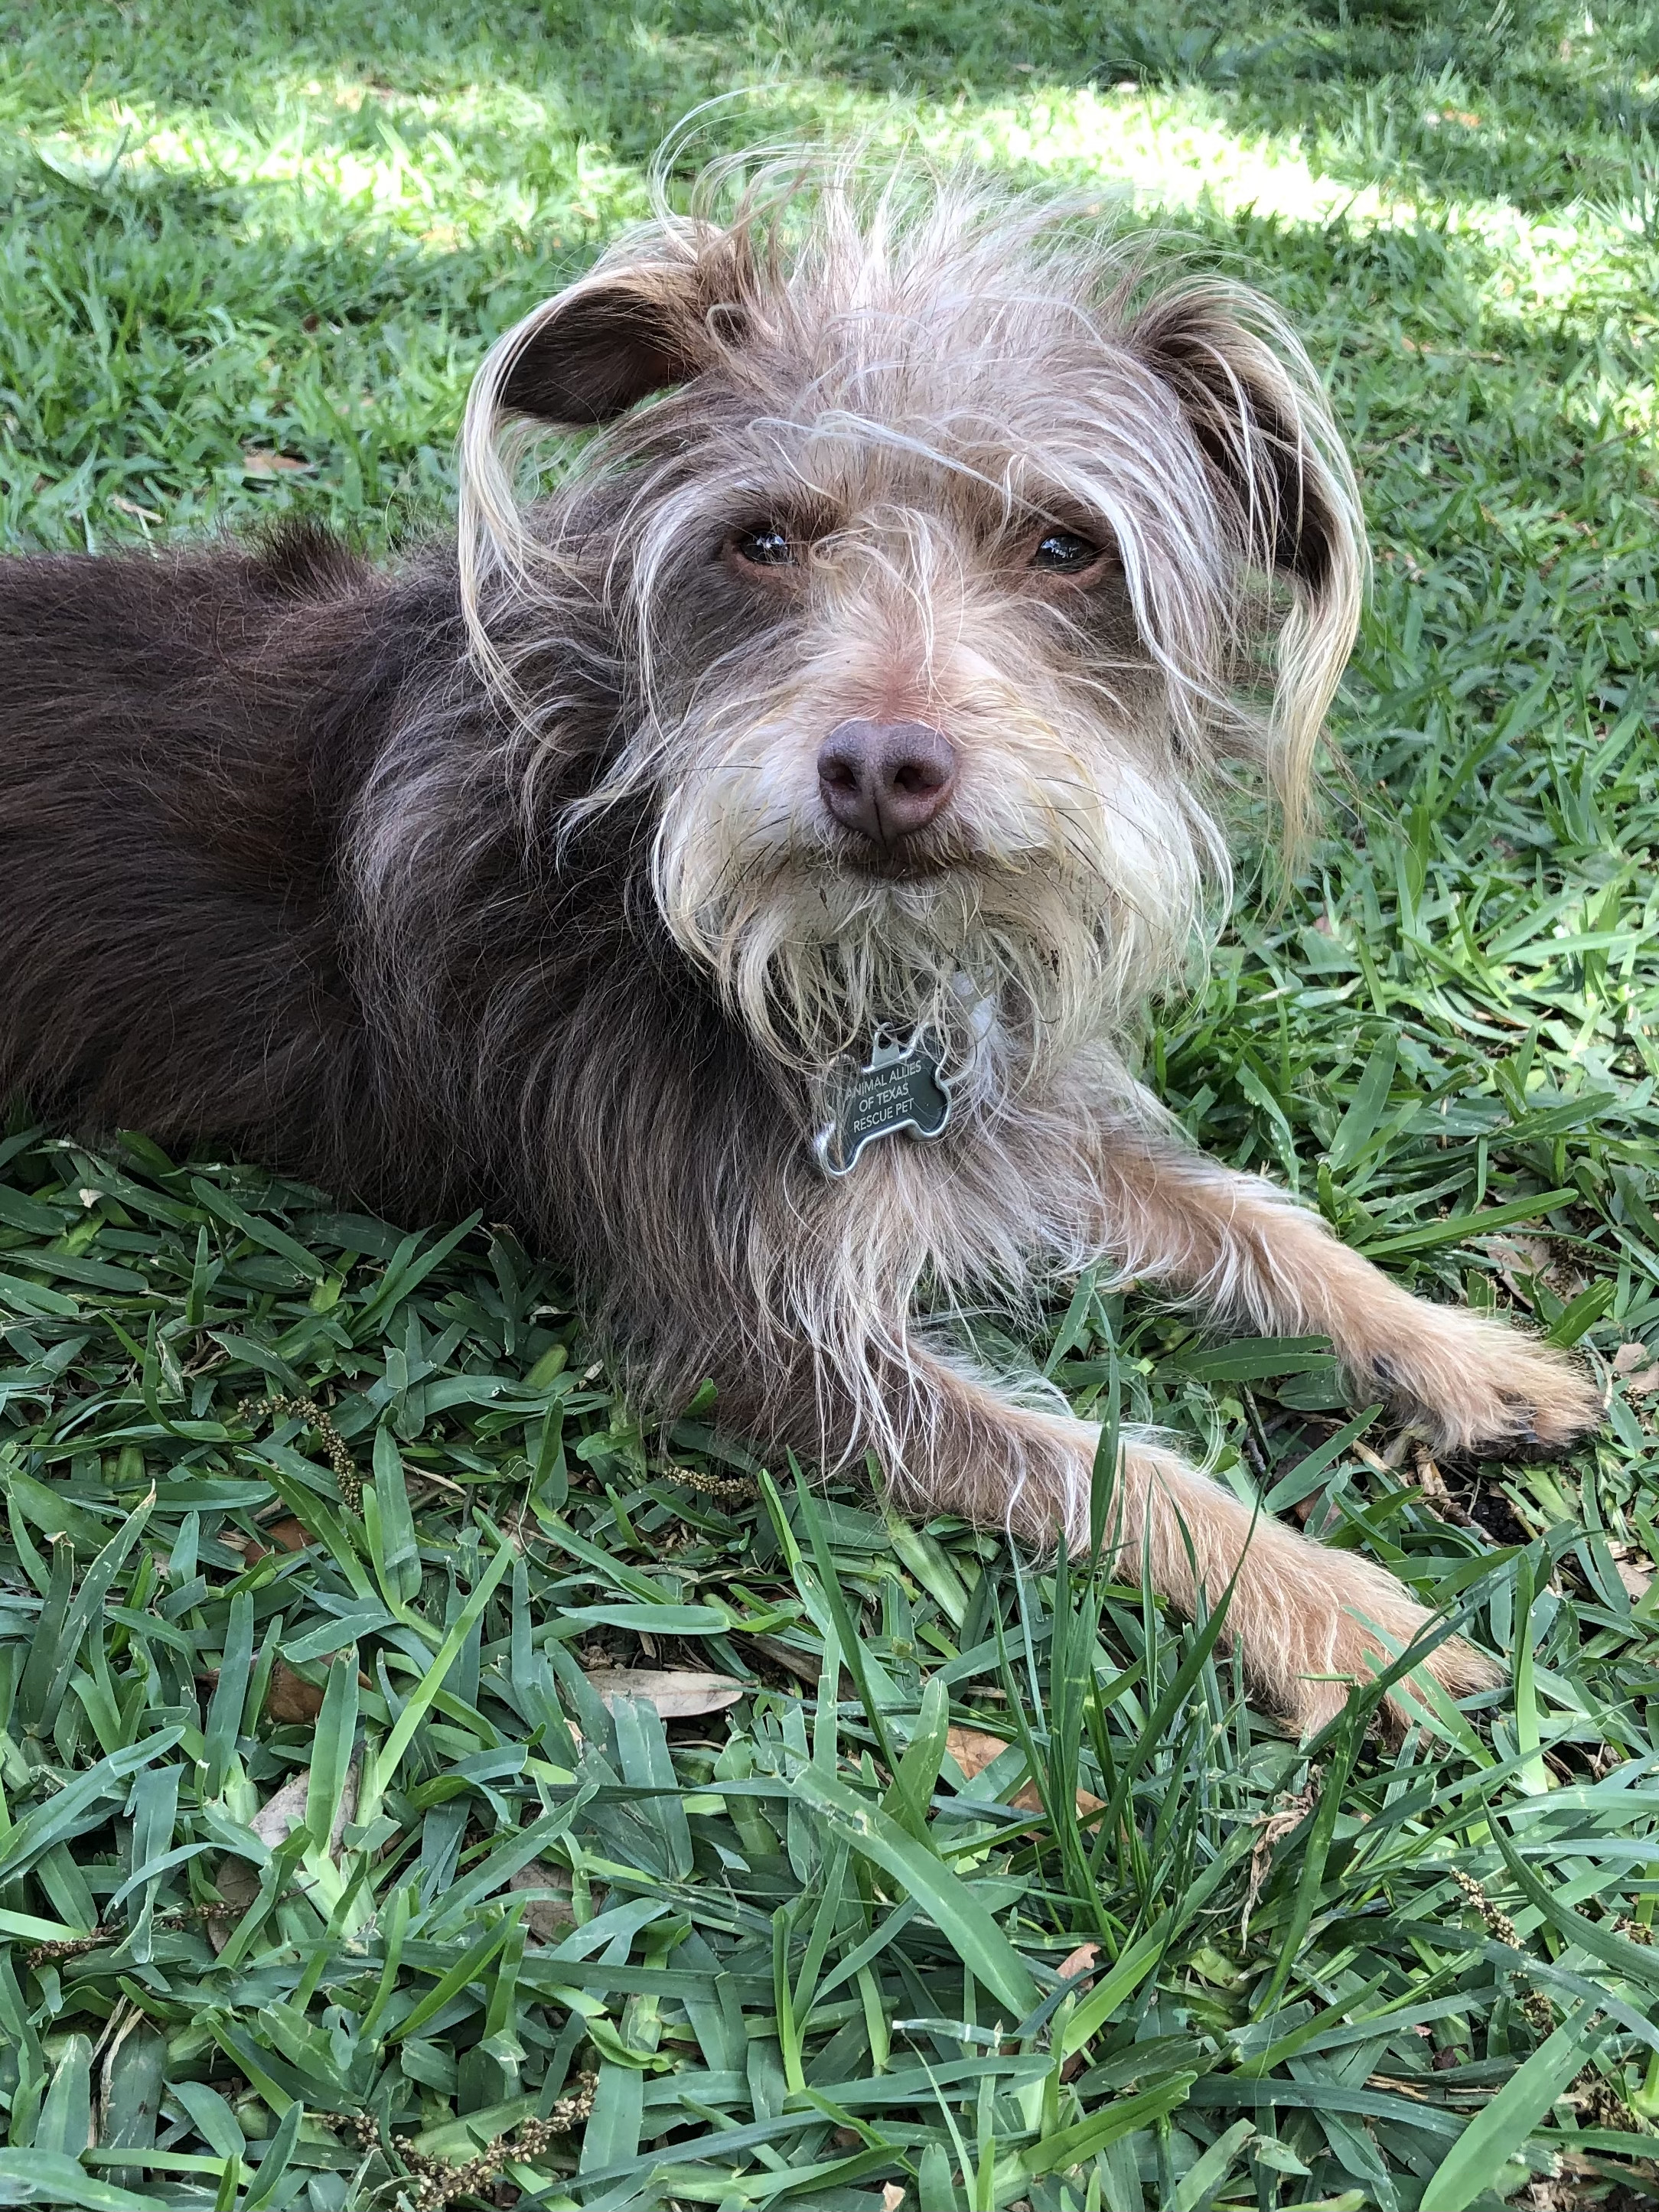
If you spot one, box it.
[0,160,1599,1730]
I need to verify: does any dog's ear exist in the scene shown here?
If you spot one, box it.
[492,236,743,427]
[1135,283,1365,846]
[457,225,751,702]
[1135,285,1357,595]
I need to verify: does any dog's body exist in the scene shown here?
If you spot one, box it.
[0,170,1599,1727]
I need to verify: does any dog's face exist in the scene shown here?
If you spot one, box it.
[461,177,1364,1083]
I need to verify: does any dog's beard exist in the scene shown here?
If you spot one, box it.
[651,763,1216,1087]
[691,865,1112,1076]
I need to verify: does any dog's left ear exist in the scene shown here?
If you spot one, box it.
[1135,284,1358,595]
[1136,284,1366,844]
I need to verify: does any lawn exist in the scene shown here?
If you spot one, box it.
[2,2,1659,2208]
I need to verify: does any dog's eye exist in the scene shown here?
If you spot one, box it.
[732,526,796,568]
[1030,530,1100,574]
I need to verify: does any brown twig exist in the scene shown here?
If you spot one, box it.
[1240,1791,1313,1944]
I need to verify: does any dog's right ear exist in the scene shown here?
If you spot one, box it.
[458,227,749,702]
[491,238,742,428]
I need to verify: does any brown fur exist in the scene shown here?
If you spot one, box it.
[0,162,1599,1731]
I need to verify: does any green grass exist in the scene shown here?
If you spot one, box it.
[3,3,1659,2207]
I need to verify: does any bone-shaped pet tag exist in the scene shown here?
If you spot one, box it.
[813,1026,956,1178]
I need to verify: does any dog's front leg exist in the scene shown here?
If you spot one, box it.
[1089,1129,1602,1458]
[708,1136,1521,1730]
[873,1341,1497,1732]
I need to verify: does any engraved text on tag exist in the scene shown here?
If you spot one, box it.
[813,1028,955,1177]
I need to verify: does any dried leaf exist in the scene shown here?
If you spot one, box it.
[739,1633,825,1683]
[1056,1942,1100,1984]
[947,1725,1103,1815]
[1608,1543,1654,1598]
[1012,1777,1106,1817]
[263,1661,324,1722]
[945,1725,1007,1782]
[210,1758,359,1950]
[583,1667,744,1718]
[247,1768,311,1851]
[259,1754,357,1854]
[242,448,310,473]
[882,2188,906,2211]
[1487,1233,1584,1306]
[507,1859,575,1943]
[1613,1344,1659,1395]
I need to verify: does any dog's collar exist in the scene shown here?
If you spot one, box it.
[812,1025,957,1178]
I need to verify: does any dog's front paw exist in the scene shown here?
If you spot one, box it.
[1358,1308,1602,1462]
[1124,1441,1506,1737]
[1275,1550,1504,1739]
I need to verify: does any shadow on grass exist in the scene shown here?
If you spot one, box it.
[5,0,1658,228]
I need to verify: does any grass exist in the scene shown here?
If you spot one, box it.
[2,2,1659,2207]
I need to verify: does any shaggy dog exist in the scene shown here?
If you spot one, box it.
[0,165,1600,1728]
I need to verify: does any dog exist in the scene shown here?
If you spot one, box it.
[0,161,1601,1730]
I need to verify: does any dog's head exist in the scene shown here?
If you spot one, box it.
[460,165,1364,1083]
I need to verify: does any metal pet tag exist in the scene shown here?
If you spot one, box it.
[813,1027,956,1178]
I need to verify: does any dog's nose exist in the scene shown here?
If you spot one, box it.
[816,719,957,848]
